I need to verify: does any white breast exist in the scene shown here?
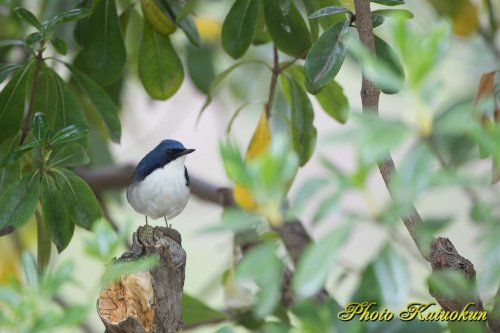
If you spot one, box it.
[126,156,190,220]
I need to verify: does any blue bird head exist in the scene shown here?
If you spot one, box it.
[131,140,195,182]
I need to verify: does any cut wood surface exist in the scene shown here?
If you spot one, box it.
[97,226,186,333]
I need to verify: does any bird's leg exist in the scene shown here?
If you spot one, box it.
[164,217,171,228]
[145,216,149,225]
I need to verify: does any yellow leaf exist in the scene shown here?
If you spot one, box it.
[141,0,176,35]
[194,17,222,42]
[451,0,478,36]
[233,110,271,210]
[245,110,271,160]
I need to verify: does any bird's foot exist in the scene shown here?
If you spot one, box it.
[163,216,171,228]
[145,216,149,226]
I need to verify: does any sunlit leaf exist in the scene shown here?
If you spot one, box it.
[139,19,184,100]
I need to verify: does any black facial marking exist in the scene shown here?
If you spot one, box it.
[184,167,190,187]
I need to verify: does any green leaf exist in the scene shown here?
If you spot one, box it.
[252,2,271,45]
[371,14,385,28]
[0,62,33,144]
[346,35,404,94]
[236,242,283,318]
[119,4,135,36]
[222,0,260,59]
[32,66,87,134]
[283,76,317,166]
[31,112,48,142]
[0,141,42,168]
[371,0,405,6]
[50,125,90,146]
[41,173,74,252]
[0,171,39,237]
[52,168,101,230]
[371,245,409,306]
[25,32,43,45]
[198,60,270,121]
[101,255,159,286]
[155,0,200,46]
[263,0,312,58]
[374,35,405,94]
[177,0,200,22]
[307,0,346,31]
[13,7,41,30]
[48,8,91,26]
[0,64,22,84]
[293,223,350,298]
[139,19,184,100]
[68,65,121,142]
[50,37,67,55]
[316,80,349,123]
[305,20,349,94]
[48,142,90,168]
[309,6,351,19]
[0,137,21,194]
[74,0,126,86]
[182,293,226,326]
[372,9,414,19]
[186,44,216,94]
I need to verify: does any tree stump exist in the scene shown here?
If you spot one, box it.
[97,225,186,333]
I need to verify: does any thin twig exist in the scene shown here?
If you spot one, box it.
[353,0,488,328]
[264,47,280,119]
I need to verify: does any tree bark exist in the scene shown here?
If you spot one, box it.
[97,226,186,333]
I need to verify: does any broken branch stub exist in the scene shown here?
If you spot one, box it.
[97,225,186,333]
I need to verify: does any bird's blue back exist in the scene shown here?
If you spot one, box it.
[131,140,186,182]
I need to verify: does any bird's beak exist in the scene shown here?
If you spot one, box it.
[178,148,195,157]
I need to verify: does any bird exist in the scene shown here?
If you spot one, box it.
[126,139,195,227]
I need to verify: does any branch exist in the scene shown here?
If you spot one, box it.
[353,0,487,326]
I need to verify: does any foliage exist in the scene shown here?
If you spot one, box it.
[0,0,498,332]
